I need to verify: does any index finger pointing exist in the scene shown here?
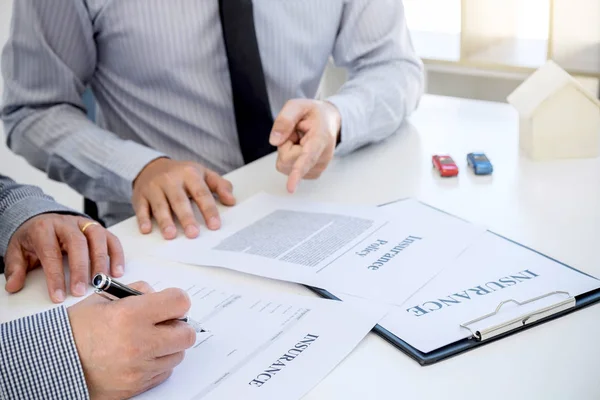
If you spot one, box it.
[287,140,324,193]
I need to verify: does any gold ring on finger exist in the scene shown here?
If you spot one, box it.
[81,221,100,233]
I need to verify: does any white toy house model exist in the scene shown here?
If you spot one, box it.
[507,60,600,160]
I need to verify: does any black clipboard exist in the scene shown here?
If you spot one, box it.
[308,200,600,366]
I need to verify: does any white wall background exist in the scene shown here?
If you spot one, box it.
[0,0,82,210]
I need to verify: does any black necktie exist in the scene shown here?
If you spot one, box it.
[219,0,275,164]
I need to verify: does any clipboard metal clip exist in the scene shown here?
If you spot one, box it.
[460,291,575,341]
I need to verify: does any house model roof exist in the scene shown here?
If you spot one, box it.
[507,60,600,118]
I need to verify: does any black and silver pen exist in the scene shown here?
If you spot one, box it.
[92,273,206,333]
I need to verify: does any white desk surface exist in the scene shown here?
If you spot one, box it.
[3,94,600,399]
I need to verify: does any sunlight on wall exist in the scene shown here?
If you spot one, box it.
[404,0,550,39]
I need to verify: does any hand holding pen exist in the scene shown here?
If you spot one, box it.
[67,280,197,399]
[92,273,206,333]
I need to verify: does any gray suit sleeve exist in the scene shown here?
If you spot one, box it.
[0,306,90,400]
[0,175,82,258]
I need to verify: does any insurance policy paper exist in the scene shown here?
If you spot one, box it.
[156,193,486,306]
[0,259,385,400]
[362,231,600,353]
[131,260,386,400]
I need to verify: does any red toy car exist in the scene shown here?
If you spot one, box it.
[432,155,459,177]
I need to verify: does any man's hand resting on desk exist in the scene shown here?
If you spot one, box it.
[270,99,341,194]
[68,282,196,399]
[132,158,236,240]
[4,214,124,303]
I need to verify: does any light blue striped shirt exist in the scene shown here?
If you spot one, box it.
[1,0,424,226]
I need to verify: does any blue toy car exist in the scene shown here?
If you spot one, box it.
[467,152,493,175]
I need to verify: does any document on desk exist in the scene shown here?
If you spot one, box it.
[156,193,485,306]
[108,260,386,400]
[352,231,600,353]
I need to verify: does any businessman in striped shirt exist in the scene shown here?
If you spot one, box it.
[0,175,196,399]
[1,0,424,240]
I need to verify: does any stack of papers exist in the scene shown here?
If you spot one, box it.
[156,193,486,306]
[0,259,386,400]
[129,261,386,399]
[153,193,600,358]
[337,230,600,353]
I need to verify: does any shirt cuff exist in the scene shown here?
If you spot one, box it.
[58,134,167,202]
[0,306,90,399]
[326,93,368,156]
[106,141,166,200]
[0,197,84,258]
